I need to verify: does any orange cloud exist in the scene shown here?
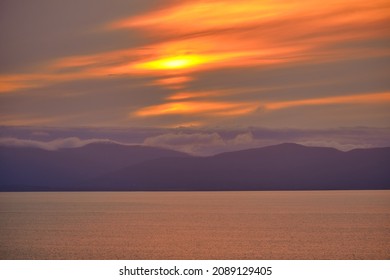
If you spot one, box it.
[166,90,229,101]
[0,71,104,94]
[153,76,193,89]
[111,0,363,33]
[134,101,259,117]
[2,0,388,95]
[111,0,389,33]
[101,0,390,107]
[0,74,49,93]
[2,0,389,130]
[265,92,390,110]
[107,0,390,71]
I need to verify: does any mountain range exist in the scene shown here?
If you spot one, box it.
[0,143,389,191]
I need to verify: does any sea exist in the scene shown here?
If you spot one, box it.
[0,190,389,259]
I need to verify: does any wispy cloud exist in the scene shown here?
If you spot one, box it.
[107,0,389,71]
[265,92,390,110]
[0,137,124,151]
[1,126,389,155]
[142,128,390,155]
[0,0,389,127]
[108,0,390,118]
[134,101,259,117]
[3,0,387,94]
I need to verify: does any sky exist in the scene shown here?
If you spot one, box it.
[0,0,389,153]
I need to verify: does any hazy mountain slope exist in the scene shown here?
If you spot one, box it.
[1,143,389,191]
[0,143,188,190]
[93,143,390,190]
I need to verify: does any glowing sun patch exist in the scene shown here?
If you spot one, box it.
[136,55,205,71]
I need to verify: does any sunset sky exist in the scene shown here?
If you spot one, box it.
[0,0,389,153]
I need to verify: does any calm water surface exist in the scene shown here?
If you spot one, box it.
[0,191,389,259]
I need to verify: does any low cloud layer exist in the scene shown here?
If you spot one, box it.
[143,132,264,155]
[1,126,389,155]
[141,126,390,155]
[0,137,124,151]
[143,130,390,155]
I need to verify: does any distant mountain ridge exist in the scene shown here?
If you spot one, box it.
[0,143,188,191]
[0,142,389,191]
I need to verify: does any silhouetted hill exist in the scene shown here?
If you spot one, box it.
[0,143,188,191]
[92,143,390,190]
[0,143,389,191]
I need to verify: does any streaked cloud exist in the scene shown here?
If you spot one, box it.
[107,0,389,74]
[153,76,193,89]
[142,127,390,155]
[134,101,259,117]
[265,92,390,110]
[0,0,389,128]
[111,0,390,118]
